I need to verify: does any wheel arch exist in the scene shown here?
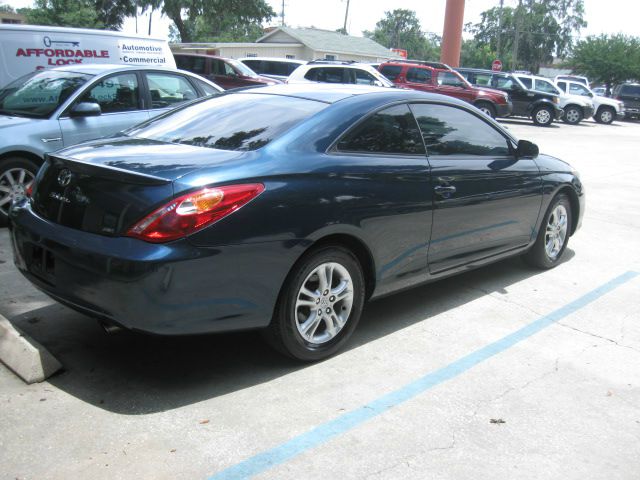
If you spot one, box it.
[0,150,45,166]
[557,185,580,236]
[564,103,583,114]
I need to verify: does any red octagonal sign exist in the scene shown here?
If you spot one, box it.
[492,59,503,71]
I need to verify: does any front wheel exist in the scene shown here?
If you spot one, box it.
[475,102,496,118]
[0,157,39,227]
[595,106,615,124]
[563,106,583,125]
[263,246,365,361]
[524,194,572,269]
[532,106,554,127]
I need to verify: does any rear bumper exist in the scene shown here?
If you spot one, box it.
[9,200,302,335]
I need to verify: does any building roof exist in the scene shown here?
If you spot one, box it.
[257,26,401,60]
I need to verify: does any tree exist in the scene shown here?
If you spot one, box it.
[364,9,440,61]
[468,0,586,72]
[0,3,16,13]
[163,0,275,43]
[569,34,640,93]
[460,39,499,69]
[21,0,135,30]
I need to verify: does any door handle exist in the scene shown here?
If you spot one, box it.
[434,185,457,196]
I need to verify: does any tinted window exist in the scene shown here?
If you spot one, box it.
[263,61,294,77]
[305,67,348,84]
[380,65,402,81]
[175,55,206,75]
[474,73,492,86]
[145,73,198,109]
[336,104,425,155]
[411,103,510,157]
[0,70,91,118]
[354,69,377,85]
[437,71,465,87]
[79,73,139,114]
[519,77,533,89]
[212,59,235,76]
[620,85,640,95]
[557,81,567,92]
[242,59,261,72]
[127,93,327,151]
[406,67,431,83]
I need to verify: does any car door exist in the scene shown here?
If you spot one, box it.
[143,71,200,118]
[404,67,434,93]
[58,72,149,147]
[435,71,475,102]
[492,74,530,115]
[332,103,432,294]
[410,102,542,273]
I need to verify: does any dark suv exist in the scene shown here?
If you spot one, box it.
[173,53,281,90]
[612,83,640,119]
[379,61,512,118]
[456,67,563,126]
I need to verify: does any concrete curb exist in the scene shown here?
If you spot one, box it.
[0,314,62,384]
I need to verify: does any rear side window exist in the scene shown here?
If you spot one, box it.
[411,103,510,157]
[380,65,402,81]
[264,61,294,76]
[406,67,431,84]
[336,104,425,155]
[473,73,492,86]
[621,85,640,95]
[557,81,567,92]
[518,77,533,89]
[127,93,327,151]
[354,69,378,85]
[305,67,347,83]
[242,59,262,72]
[175,55,206,75]
[145,73,198,109]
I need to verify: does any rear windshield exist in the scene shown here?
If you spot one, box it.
[127,93,328,151]
[0,70,92,118]
[621,85,640,95]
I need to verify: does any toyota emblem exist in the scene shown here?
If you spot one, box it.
[57,168,73,187]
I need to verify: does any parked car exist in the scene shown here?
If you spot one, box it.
[379,60,512,118]
[612,83,640,120]
[456,67,563,126]
[286,60,394,87]
[173,53,281,90]
[9,84,584,361]
[238,57,306,82]
[555,79,624,124]
[0,64,222,225]
[592,86,607,97]
[515,73,594,125]
[554,75,589,87]
[0,24,176,88]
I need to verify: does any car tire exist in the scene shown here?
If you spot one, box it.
[563,105,583,125]
[595,106,615,124]
[475,102,496,118]
[263,245,365,361]
[523,193,572,269]
[532,106,554,127]
[0,156,39,227]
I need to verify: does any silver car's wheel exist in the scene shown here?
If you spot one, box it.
[544,204,568,260]
[564,107,582,125]
[598,108,614,124]
[295,262,354,344]
[0,167,35,217]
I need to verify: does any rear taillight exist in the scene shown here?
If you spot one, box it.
[126,183,265,243]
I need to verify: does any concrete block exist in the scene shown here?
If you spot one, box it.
[0,314,62,384]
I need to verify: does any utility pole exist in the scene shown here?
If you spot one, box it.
[512,0,522,70]
[281,0,285,26]
[343,0,350,34]
[496,0,504,60]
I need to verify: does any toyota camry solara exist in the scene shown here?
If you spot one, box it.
[9,84,584,361]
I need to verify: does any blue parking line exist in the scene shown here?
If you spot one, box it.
[207,270,638,480]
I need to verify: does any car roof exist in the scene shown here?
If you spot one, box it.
[239,57,306,63]
[234,83,474,107]
[44,64,180,75]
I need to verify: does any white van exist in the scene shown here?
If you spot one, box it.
[0,24,175,88]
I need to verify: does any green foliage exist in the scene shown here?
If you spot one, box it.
[569,34,640,86]
[163,0,275,43]
[468,0,586,72]
[460,39,499,69]
[363,9,440,61]
[20,0,135,29]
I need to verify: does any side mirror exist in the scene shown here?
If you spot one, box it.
[70,102,101,117]
[588,92,594,98]
[516,139,539,159]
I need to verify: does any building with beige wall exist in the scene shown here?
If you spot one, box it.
[171,26,401,63]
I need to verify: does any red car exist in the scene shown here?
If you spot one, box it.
[379,61,512,118]
[174,53,281,90]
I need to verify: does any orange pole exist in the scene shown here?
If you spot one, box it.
[440,0,465,67]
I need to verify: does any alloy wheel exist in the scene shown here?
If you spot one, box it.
[600,110,613,123]
[545,204,568,260]
[0,167,35,216]
[536,108,551,125]
[295,262,354,344]
[565,108,581,124]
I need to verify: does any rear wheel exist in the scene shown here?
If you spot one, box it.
[563,105,583,125]
[595,106,615,124]
[475,102,496,118]
[0,157,38,227]
[524,193,572,269]
[532,106,554,127]
[264,246,365,361]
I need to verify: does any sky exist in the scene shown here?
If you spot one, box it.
[5,0,639,41]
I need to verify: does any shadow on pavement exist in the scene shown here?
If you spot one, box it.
[6,251,568,416]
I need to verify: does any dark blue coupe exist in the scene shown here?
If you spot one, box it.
[9,84,584,360]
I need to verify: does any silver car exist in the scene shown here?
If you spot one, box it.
[0,64,222,224]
